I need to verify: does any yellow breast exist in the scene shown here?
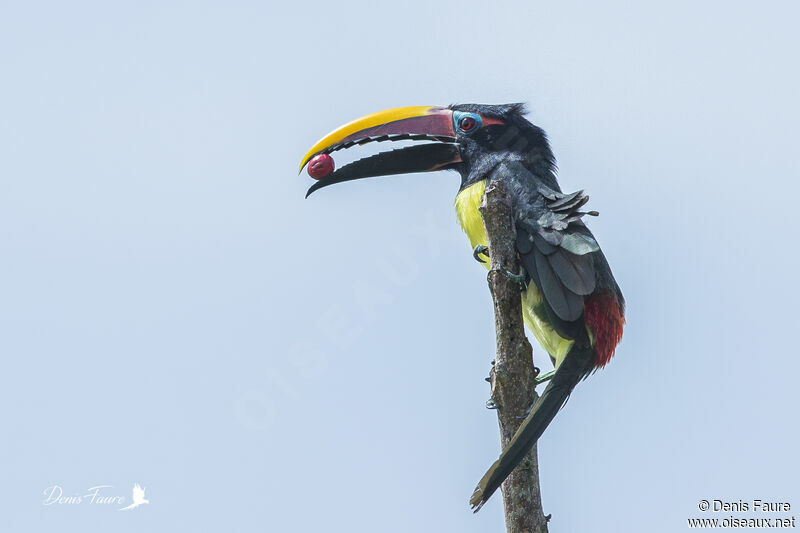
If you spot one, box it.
[454,180,574,367]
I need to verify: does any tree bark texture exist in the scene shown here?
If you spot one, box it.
[479,180,549,533]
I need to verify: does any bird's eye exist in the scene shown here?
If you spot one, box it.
[453,112,483,134]
[460,117,476,131]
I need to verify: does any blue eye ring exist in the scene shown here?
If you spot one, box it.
[453,111,483,134]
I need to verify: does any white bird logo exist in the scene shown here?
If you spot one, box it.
[119,484,149,510]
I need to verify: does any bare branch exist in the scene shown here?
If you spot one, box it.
[478,180,549,533]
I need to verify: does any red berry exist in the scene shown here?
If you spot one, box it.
[307,153,334,180]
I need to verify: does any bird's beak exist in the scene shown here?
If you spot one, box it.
[299,106,462,197]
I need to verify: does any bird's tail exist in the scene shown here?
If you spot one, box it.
[469,344,594,511]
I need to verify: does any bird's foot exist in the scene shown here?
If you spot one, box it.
[502,266,528,289]
[517,399,536,420]
[535,369,555,386]
[513,370,557,419]
[485,360,497,407]
[516,370,553,420]
[473,245,489,264]
[484,359,495,383]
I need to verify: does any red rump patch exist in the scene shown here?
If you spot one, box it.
[584,292,625,368]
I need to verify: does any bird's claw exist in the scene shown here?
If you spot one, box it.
[473,245,489,264]
[502,266,528,288]
[535,369,556,386]
[485,359,495,383]
[517,400,535,419]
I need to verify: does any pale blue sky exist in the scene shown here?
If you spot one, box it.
[2,1,799,532]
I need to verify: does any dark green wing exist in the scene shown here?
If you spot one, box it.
[496,161,601,338]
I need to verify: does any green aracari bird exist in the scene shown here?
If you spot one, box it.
[299,103,625,510]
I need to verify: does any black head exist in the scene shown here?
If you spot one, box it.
[448,103,556,191]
